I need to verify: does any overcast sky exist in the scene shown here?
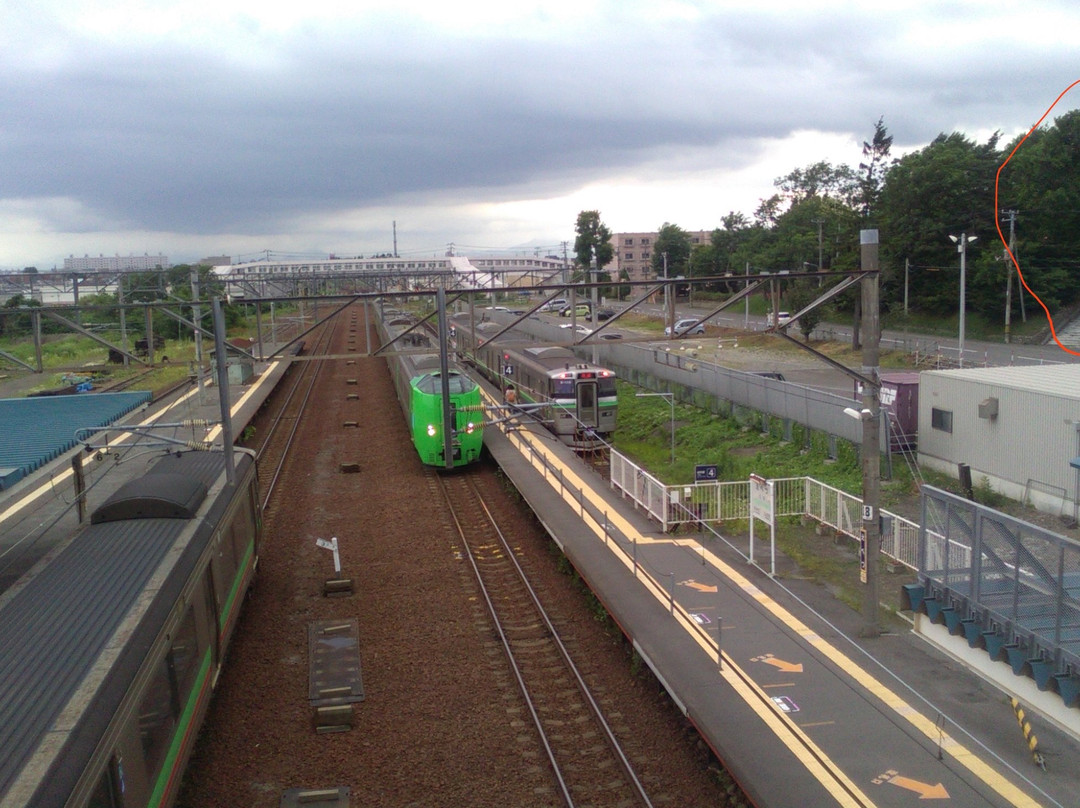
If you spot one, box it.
[2,0,1077,269]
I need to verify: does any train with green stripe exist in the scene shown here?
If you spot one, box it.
[0,448,260,808]
[452,315,617,450]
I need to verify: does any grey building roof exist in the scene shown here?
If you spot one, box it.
[921,364,1080,400]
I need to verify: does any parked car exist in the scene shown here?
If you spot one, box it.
[590,308,616,321]
[665,318,706,336]
[561,304,591,318]
[766,311,792,327]
[541,298,568,312]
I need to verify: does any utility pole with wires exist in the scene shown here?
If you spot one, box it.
[1002,209,1021,343]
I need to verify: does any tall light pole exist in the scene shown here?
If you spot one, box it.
[859,229,881,638]
[637,392,675,465]
[949,233,977,367]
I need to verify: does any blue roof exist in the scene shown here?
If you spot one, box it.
[0,391,151,490]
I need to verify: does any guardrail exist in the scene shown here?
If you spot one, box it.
[610,450,924,571]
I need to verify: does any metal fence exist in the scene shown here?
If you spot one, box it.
[919,486,1080,677]
[610,450,921,570]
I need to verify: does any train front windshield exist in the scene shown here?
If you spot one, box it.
[551,379,575,399]
[416,372,476,394]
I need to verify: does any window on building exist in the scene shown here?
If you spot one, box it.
[641,238,651,245]
[624,253,634,260]
[931,408,953,433]
[624,238,634,246]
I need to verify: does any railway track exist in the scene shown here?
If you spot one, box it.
[437,470,655,808]
[252,305,342,516]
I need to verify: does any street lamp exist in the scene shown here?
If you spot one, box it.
[843,407,872,421]
[949,233,977,367]
[636,392,675,465]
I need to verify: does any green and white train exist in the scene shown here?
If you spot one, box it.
[0,448,260,808]
[379,314,484,469]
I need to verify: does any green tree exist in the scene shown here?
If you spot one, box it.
[997,110,1080,313]
[573,211,614,278]
[650,222,692,278]
[786,281,823,341]
[0,294,41,338]
[710,212,756,281]
[858,116,894,222]
[877,131,1001,316]
[775,161,859,209]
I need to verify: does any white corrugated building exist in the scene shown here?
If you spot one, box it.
[918,364,1080,516]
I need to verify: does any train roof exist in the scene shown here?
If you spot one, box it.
[0,449,252,807]
[522,345,576,360]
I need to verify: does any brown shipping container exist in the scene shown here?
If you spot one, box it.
[879,371,920,450]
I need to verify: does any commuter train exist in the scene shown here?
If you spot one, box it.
[378,313,484,469]
[0,448,260,808]
[453,315,617,450]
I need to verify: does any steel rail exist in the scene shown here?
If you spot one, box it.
[438,472,654,808]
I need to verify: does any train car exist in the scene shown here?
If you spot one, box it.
[378,314,484,469]
[454,316,617,450]
[0,448,260,808]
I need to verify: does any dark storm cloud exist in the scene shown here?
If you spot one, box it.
[2,5,1075,239]
[6,28,733,235]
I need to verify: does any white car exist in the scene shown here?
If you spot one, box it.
[766,311,792,327]
[665,318,706,336]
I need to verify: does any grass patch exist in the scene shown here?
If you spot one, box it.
[615,381,891,496]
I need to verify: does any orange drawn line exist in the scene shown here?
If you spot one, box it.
[994,78,1080,356]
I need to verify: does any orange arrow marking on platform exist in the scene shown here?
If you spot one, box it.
[874,770,949,800]
[888,775,949,800]
[752,653,803,673]
[679,579,718,593]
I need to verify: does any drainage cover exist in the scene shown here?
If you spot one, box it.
[281,786,350,807]
[308,619,365,706]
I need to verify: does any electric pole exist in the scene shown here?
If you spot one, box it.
[1003,210,1016,343]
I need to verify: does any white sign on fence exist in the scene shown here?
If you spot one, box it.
[749,473,774,524]
[749,473,777,577]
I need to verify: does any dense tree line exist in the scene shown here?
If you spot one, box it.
[0,264,244,341]
[580,112,1080,332]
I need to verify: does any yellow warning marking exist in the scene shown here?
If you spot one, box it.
[488,400,1046,808]
[679,579,718,593]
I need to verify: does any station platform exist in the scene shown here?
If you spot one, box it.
[0,353,292,595]
[481,398,1080,808]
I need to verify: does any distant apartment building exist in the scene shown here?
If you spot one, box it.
[610,230,712,283]
[63,253,170,272]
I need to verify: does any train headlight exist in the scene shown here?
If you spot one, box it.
[466,421,475,434]
[427,424,437,437]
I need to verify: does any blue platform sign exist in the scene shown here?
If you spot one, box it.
[695,464,719,481]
